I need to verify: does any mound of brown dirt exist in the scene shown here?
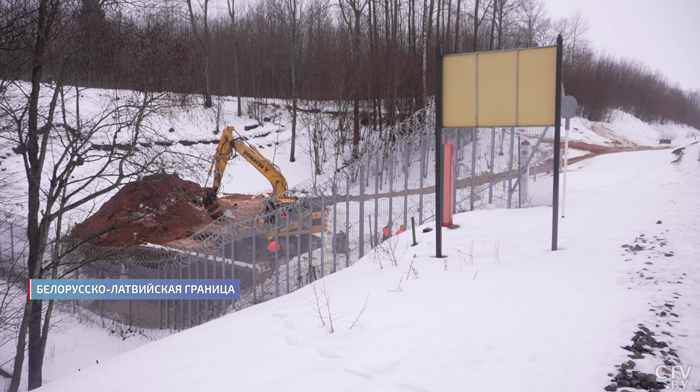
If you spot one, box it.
[72,173,213,247]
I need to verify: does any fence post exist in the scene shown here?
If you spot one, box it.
[218,240,223,318]
[519,140,531,207]
[332,181,338,273]
[308,201,313,282]
[345,175,350,267]
[73,264,78,314]
[213,247,217,281]
[388,152,394,231]
[252,223,257,304]
[204,247,209,319]
[373,156,379,250]
[489,128,496,204]
[230,230,235,309]
[403,148,409,229]
[285,206,290,294]
[195,250,200,325]
[297,202,302,287]
[179,258,183,330]
[124,263,131,327]
[419,135,424,225]
[470,128,477,211]
[454,131,459,212]
[169,266,174,329]
[275,209,280,298]
[157,264,162,329]
[320,193,325,278]
[221,239,225,292]
[507,128,515,208]
[359,163,365,258]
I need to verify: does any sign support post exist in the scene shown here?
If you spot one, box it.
[551,35,563,251]
[435,44,444,258]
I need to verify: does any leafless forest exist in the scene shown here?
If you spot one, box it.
[2,0,699,129]
[1,2,700,391]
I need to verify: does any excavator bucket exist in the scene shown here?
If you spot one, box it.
[202,188,224,219]
[207,203,224,220]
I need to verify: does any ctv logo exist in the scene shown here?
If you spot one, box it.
[655,365,693,390]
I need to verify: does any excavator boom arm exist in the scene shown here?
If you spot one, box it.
[208,127,236,191]
[232,138,288,196]
[207,126,288,197]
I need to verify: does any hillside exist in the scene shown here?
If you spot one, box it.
[31,139,700,392]
[2,86,700,391]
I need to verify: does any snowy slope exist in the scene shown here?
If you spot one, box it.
[29,142,700,392]
[0,89,319,222]
[2,85,700,391]
[565,109,700,148]
[2,86,698,222]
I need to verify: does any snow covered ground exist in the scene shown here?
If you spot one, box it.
[565,109,700,148]
[24,137,700,391]
[2,86,700,391]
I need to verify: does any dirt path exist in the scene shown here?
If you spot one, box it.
[345,142,669,201]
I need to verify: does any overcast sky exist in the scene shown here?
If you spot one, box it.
[542,0,700,92]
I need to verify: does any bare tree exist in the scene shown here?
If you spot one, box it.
[515,0,550,47]
[567,10,589,62]
[298,103,329,178]
[0,2,192,390]
[271,0,302,162]
[226,0,243,117]
[185,0,213,108]
[338,0,368,156]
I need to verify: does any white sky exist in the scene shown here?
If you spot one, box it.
[543,0,700,92]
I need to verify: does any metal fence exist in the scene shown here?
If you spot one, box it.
[1,102,559,331]
[0,212,28,284]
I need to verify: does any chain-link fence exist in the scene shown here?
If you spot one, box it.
[1,102,560,331]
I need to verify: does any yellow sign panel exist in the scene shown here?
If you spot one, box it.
[517,47,557,126]
[442,55,477,127]
[442,46,557,128]
[477,51,517,127]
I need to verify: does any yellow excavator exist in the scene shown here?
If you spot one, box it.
[202,126,325,241]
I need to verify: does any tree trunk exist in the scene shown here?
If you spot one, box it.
[27,299,44,389]
[228,0,242,116]
[488,0,496,50]
[472,0,479,52]
[421,0,434,109]
[454,0,461,52]
[445,0,452,51]
[8,301,33,392]
[291,96,297,162]
[353,99,360,156]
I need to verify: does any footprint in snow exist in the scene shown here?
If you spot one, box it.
[317,347,340,359]
[284,336,299,346]
[344,369,374,380]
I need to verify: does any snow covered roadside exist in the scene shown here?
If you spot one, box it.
[26,143,699,391]
[566,110,700,148]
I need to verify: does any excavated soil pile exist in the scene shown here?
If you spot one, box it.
[72,173,213,247]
